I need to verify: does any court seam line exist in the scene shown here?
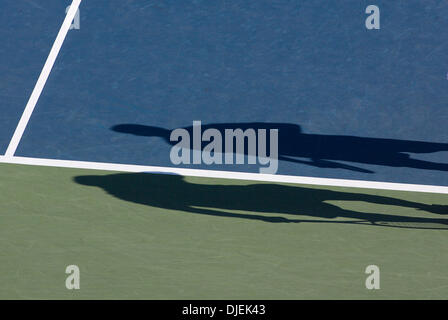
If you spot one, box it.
[4,0,82,158]
[0,155,447,194]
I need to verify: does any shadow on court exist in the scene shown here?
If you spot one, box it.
[112,123,448,174]
[111,123,448,174]
[74,173,448,230]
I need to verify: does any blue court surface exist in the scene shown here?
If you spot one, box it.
[2,0,448,187]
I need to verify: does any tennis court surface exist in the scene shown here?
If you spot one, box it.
[1,0,447,299]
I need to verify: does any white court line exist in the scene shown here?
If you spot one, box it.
[2,0,447,195]
[4,0,82,158]
[0,155,448,194]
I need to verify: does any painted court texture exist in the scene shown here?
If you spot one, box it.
[0,0,447,299]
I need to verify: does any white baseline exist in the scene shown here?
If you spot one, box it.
[0,156,447,194]
[2,0,447,194]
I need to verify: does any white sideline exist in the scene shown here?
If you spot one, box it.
[4,0,82,157]
[0,156,447,194]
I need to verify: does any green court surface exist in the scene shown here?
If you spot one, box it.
[0,163,447,299]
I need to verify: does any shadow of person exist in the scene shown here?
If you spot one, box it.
[74,173,448,230]
[111,122,448,174]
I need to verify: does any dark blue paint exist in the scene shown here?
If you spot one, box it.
[2,1,448,185]
[0,0,70,153]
